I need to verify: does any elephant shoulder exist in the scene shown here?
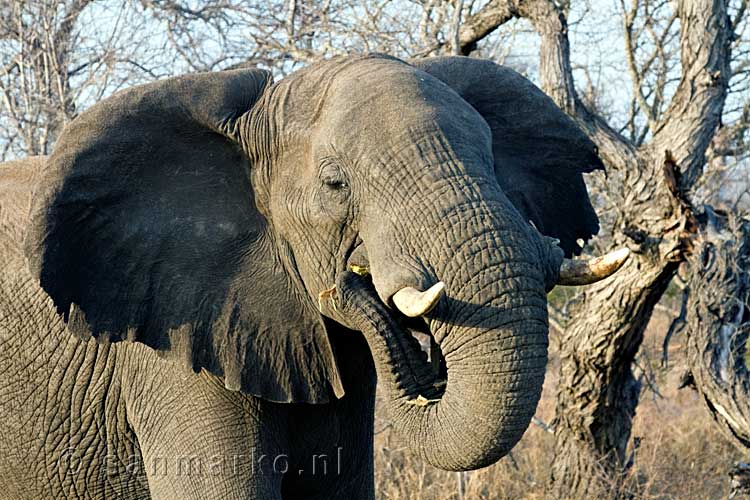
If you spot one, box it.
[0,157,46,257]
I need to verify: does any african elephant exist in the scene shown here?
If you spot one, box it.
[0,54,626,499]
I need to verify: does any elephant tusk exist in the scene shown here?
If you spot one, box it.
[392,282,446,317]
[557,247,631,286]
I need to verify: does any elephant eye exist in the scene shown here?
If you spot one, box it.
[317,160,350,219]
[319,160,349,192]
[323,178,348,190]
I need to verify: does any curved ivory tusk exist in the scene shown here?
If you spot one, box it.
[557,247,631,286]
[392,282,446,317]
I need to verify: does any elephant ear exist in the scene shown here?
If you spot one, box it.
[412,56,602,256]
[25,69,343,403]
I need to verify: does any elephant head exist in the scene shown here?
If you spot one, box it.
[25,54,624,471]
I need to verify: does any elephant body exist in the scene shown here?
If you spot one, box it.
[0,159,376,499]
[0,55,607,498]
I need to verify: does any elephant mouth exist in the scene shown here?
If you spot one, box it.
[343,236,449,388]
[344,236,369,275]
[342,240,447,391]
[403,315,447,385]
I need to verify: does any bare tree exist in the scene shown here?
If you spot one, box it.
[138,0,433,74]
[683,210,750,451]
[0,0,91,157]
[0,0,168,160]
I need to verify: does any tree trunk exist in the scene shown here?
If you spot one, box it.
[549,256,680,496]
[684,213,750,450]
[544,142,693,497]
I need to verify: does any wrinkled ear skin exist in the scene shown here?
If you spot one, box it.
[25,69,343,403]
[412,56,603,256]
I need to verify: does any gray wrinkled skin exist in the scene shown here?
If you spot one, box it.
[0,55,602,499]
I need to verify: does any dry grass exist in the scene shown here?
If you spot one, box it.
[373,311,744,499]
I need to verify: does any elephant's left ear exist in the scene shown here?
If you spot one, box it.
[412,56,602,256]
[24,69,343,403]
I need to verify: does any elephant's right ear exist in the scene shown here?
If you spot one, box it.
[25,69,344,404]
[412,57,602,257]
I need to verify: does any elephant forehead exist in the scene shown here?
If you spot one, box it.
[316,63,491,160]
[327,62,474,125]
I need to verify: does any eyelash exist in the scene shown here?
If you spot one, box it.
[319,157,349,191]
[324,178,348,190]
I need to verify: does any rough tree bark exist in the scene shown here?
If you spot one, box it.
[682,212,750,497]
[684,213,750,445]
[451,0,734,496]
[534,2,732,496]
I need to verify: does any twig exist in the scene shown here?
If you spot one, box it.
[531,416,555,434]
[662,285,690,367]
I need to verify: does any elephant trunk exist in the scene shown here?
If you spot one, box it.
[339,219,551,471]
[337,268,548,471]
